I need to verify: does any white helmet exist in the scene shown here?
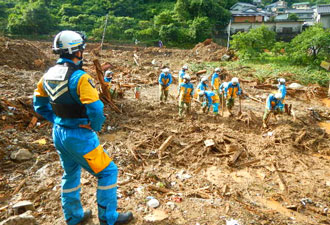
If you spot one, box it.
[183,74,191,80]
[278,78,286,83]
[215,67,221,72]
[274,93,282,99]
[53,30,86,55]
[162,68,170,73]
[198,90,205,96]
[231,77,239,84]
[182,65,188,70]
[201,77,208,83]
[105,71,113,76]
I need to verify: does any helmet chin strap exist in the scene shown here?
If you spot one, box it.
[74,51,83,60]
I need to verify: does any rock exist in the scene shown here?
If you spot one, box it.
[147,198,160,208]
[0,211,36,225]
[221,54,230,61]
[144,209,168,222]
[12,201,34,215]
[10,149,32,161]
[288,83,303,89]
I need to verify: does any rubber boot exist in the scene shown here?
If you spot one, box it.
[114,212,133,225]
[76,209,92,225]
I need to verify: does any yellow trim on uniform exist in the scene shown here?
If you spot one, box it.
[83,145,112,174]
[211,95,220,103]
[227,87,239,99]
[179,86,193,103]
[77,74,100,104]
[213,78,220,90]
[159,84,169,91]
[34,77,49,97]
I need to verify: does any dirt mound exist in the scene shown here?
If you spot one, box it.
[192,39,234,61]
[0,37,52,70]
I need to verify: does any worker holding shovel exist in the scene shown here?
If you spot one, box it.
[178,74,194,117]
[224,77,242,116]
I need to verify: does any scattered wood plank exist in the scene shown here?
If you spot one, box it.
[27,116,38,129]
[273,162,288,193]
[236,159,261,168]
[228,149,243,166]
[12,178,27,196]
[196,70,207,75]
[93,59,121,113]
[295,130,306,145]
[158,136,174,163]
[148,185,171,193]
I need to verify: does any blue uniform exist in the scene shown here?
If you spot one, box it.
[277,84,286,109]
[158,73,173,89]
[203,91,220,114]
[224,82,242,99]
[178,69,185,84]
[266,94,281,110]
[34,58,118,225]
[197,82,208,93]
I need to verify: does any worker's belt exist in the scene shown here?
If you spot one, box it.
[51,102,88,119]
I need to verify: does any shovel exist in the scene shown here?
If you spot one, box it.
[238,97,242,116]
[221,93,225,117]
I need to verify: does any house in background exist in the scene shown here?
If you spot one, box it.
[265,1,288,13]
[227,21,303,34]
[314,4,330,28]
[231,8,269,23]
[230,2,257,11]
[292,2,311,10]
[283,9,314,22]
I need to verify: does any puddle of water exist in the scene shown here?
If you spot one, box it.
[321,98,330,108]
[318,121,330,134]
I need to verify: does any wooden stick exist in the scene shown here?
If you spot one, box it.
[12,178,27,195]
[148,185,171,193]
[158,136,174,163]
[228,149,243,166]
[93,59,121,113]
[273,162,288,193]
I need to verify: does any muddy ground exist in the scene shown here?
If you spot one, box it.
[0,38,329,225]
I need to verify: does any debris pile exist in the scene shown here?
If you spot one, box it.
[0,37,52,70]
[192,39,234,61]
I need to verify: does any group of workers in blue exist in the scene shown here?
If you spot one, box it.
[33,30,288,225]
[157,65,288,126]
[33,30,133,225]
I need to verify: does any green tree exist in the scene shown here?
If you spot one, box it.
[288,13,299,21]
[189,17,211,42]
[288,24,330,65]
[7,0,54,35]
[231,25,276,58]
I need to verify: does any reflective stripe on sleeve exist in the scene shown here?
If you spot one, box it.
[98,183,117,190]
[62,184,81,193]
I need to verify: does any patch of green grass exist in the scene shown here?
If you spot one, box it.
[221,57,329,87]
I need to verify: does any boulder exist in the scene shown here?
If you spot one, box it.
[0,211,36,225]
[10,149,32,161]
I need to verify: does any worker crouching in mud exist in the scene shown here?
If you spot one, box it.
[263,93,284,128]
[177,74,194,117]
[198,90,220,116]
[33,30,133,225]
[196,76,209,102]
[158,68,172,103]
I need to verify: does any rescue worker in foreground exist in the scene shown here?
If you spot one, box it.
[178,74,194,117]
[158,68,172,103]
[198,90,220,115]
[263,92,283,128]
[224,77,242,115]
[211,68,221,96]
[104,70,117,99]
[196,76,209,101]
[33,30,133,225]
[178,65,188,84]
[277,78,287,109]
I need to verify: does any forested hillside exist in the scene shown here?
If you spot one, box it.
[0,0,329,46]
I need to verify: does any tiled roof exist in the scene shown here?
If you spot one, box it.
[292,2,310,6]
[317,4,330,14]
